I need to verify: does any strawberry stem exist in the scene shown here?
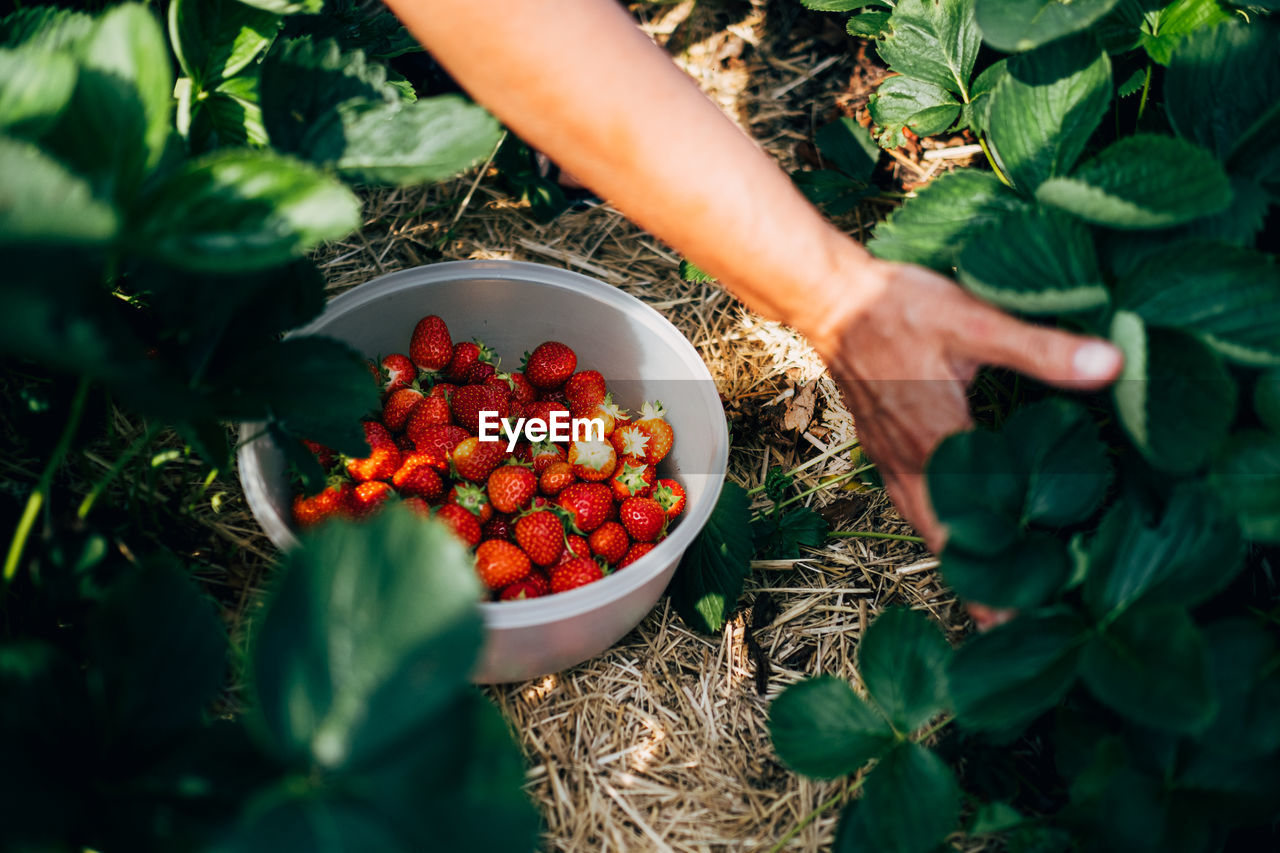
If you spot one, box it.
[77,422,162,520]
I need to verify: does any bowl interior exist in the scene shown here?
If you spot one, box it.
[239,261,728,624]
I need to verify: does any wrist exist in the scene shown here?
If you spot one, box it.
[790,231,891,357]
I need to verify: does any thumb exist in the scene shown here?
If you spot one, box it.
[958,303,1123,390]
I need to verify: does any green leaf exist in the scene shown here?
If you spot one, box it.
[1081,486,1243,616]
[868,169,1026,271]
[187,74,269,151]
[249,507,484,771]
[816,116,880,181]
[1116,241,1280,367]
[1198,619,1280,755]
[870,75,960,148]
[769,676,896,778]
[1256,370,1280,433]
[1036,134,1232,228]
[1110,311,1237,475]
[1209,431,1280,542]
[88,560,227,743]
[1080,604,1216,733]
[170,0,279,88]
[848,10,893,38]
[209,336,380,456]
[307,94,502,186]
[957,207,1108,314]
[670,482,754,633]
[0,134,118,245]
[752,505,830,559]
[976,0,1120,52]
[133,148,360,272]
[260,36,400,154]
[942,532,1072,610]
[218,792,411,853]
[1166,18,1280,175]
[1,6,94,52]
[678,258,716,284]
[0,47,77,138]
[1139,0,1232,66]
[801,0,864,9]
[969,801,1027,835]
[1003,399,1113,527]
[1116,67,1146,98]
[927,429,1026,555]
[792,169,874,216]
[985,35,1111,192]
[963,58,1007,136]
[234,0,324,14]
[948,608,1084,732]
[287,0,421,62]
[860,742,961,853]
[877,0,982,98]
[859,607,952,731]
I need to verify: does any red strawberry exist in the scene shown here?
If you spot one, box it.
[539,460,576,496]
[428,382,456,401]
[383,387,425,432]
[529,439,566,474]
[618,541,656,568]
[444,340,493,384]
[410,315,452,371]
[487,464,538,514]
[609,458,656,501]
[620,497,666,543]
[538,388,569,405]
[514,509,566,567]
[581,401,616,438]
[395,434,415,453]
[391,454,444,500]
[567,439,617,482]
[482,513,514,542]
[550,556,604,593]
[436,503,482,547]
[499,575,549,601]
[610,423,650,461]
[451,384,507,435]
[405,395,451,437]
[555,482,614,533]
[564,370,607,417]
[401,496,433,517]
[523,341,577,389]
[348,481,393,518]
[652,479,687,519]
[291,482,352,527]
[633,401,673,464]
[524,400,571,439]
[448,482,493,523]
[466,361,497,384]
[589,521,630,565]
[451,436,507,483]
[346,422,401,482]
[559,533,591,563]
[379,353,416,395]
[302,439,336,471]
[408,424,469,468]
[474,539,532,590]
[507,371,537,404]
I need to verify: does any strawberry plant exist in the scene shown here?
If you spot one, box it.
[771,2,1280,850]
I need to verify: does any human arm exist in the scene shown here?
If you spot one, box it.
[381,0,1123,555]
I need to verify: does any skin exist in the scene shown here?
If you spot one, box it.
[383,0,1124,624]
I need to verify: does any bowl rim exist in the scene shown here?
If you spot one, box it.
[237,259,730,630]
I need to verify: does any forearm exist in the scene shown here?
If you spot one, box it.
[382,0,882,339]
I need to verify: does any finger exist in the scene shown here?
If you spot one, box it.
[966,602,1017,632]
[954,302,1123,390]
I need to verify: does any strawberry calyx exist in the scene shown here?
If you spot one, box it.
[638,400,667,421]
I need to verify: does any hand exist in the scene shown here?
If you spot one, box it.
[808,259,1122,624]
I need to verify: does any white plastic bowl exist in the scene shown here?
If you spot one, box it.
[237,260,729,683]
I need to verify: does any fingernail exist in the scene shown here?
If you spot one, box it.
[1073,342,1121,379]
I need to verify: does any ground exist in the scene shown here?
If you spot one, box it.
[63,2,980,849]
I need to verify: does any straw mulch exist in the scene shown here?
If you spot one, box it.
[173,2,980,849]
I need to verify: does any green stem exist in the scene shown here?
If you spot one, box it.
[914,717,951,743]
[978,137,1013,188]
[829,530,925,544]
[752,464,876,522]
[4,378,91,585]
[768,773,870,853]
[77,423,161,520]
[746,438,862,496]
[1136,64,1153,123]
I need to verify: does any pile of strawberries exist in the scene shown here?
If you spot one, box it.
[290,314,686,600]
